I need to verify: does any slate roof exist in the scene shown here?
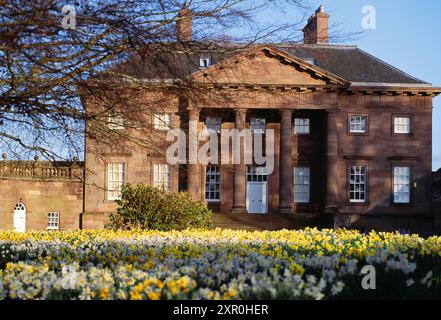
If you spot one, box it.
[111,43,429,85]
[275,45,428,84]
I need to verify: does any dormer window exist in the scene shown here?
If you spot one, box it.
[199,54,213,68]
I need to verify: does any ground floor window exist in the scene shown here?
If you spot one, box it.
[393,166,411,204]
[153,164,170,189]
[205,166,220,201]
[349,165,367,203]
[294,166,310,203]
[47,212,60,230]
[107,162,125,200]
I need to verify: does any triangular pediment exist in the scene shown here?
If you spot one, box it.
[190,46,349,87]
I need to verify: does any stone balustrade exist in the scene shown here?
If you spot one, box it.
[0,155,83,181]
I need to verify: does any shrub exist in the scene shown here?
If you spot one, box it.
[106,184,213,231]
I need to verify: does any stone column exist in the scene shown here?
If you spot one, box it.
[325,109,339,213]
[231,109,247,213]
[187,107,201,200]
[278,109,293,213]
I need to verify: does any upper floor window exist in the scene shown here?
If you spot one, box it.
[205,166,220,202]
[250,117,266,134]
[393,166,411,204]
[107,162,125,200]
[349,165,367,203]
[108,113,124,130]
[47,212,60,230]
[393,116,411,134]
[294,166,310,203]
[349,115,367,134]
[199,54,213,68]
[205,116,222,133]
[294,118,310,134]
[153,113,172,130]
[153,164,170,189]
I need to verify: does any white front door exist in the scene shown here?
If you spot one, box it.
[246,167,268,214]
[13,202,26,232]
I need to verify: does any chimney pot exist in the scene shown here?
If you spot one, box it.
[303,5,329,45]
[176,5,193,42]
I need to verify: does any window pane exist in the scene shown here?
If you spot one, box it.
[47,212,60,230]
[153,164,170,189]
[349,165,367,202]
[294,166,310,203]
[349,116,367,133]
[205,166,220,201]
[107,163,125,200]
[108,113,124,130]
[250,117,266,134]
[294,118,310,134]
[394,117,410,134]
[154,113,172,130]
[205,117,222,133]
[393,166,410,203]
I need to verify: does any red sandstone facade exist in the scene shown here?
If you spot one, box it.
[1,6,440,234]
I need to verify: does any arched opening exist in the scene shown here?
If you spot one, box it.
[13,201,26,232]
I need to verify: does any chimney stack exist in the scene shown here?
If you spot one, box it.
[176,4,193,42]
[302,5,329,45]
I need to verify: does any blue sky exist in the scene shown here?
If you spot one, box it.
[256,0,441,170]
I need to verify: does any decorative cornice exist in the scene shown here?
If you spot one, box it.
[343,156,373,160]
[387,156,419,161]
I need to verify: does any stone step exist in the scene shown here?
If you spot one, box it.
[212,213,332,231]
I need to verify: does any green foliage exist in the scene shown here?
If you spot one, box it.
[106,184,213,231]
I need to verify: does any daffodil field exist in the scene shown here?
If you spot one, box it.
[0,228,440,300]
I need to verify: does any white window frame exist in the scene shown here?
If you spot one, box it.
[107,162,125,201]
[205,116,222,133]
[153,113,172,131]
[250,117,266,134]
[349,115,368,133]
[247,166,268,182]
[204,166,221,202]
[199,54,212,68]
[294,166,310,203]
[294,118,310,134]
[153,164,170,190]
[393,116,411,134]
[47,212,60,230]
[108,113,124,130]
[349,165,367,203]
[393,166,411,204]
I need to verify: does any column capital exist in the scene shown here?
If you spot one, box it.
[280,109,293,116]
[187,107,200,120]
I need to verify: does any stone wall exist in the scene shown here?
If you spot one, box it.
[0,159,83,231]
